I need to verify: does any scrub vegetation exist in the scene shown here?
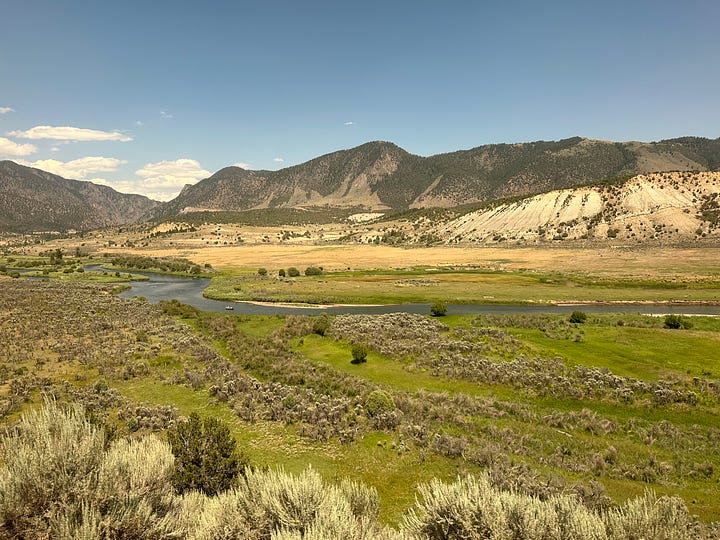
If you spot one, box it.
[0,278,719,537]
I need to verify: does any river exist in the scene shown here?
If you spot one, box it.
[90,266,720,317]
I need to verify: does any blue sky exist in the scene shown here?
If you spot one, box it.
[1,0,719,200]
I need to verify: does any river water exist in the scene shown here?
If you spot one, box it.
[94,267,720,317]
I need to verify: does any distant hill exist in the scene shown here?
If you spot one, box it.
[380,171,720,245]
[152,136,720,219]
[0,161,159,232]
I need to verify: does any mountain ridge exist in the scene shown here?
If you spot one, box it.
[152,136,720,219]
[0,161,159,232]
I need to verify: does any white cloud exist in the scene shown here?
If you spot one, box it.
[233,162,253,169]
[273,157,284,162]
[50,146,60,152]
[125,158,211,200]
[8,125,133,142]
[160,111,174,119]
[12,154,211,202]
[17,156,125,179]
[0,137,38,156]
[0,107,14,114]
[135,159,210,183]
[344,121,356,125]
[135,120,144,126]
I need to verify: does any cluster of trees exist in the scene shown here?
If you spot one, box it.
[0,401,704,539]
[265,266,323,277]
[109,255,202,274]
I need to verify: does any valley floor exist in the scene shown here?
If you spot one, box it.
[1,276,719,529]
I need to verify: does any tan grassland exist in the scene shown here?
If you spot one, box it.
[103,243,719,280]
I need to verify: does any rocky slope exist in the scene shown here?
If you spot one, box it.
[0,161,159,232]
[424,171,720,244]
[153,136,720,218]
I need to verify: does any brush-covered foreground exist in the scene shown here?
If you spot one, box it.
[0,400,708,539]
[1,279,719,537]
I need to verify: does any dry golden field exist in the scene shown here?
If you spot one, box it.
[101,243,720,280]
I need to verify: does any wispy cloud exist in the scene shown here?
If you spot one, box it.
[8,125,133,142]
[0,137,38,156]
[16,157,126,179]
[160,111,174,119]
[344,121,356,126]
[0,107,14,114]
[135,120,144,126]
[273,157,284,162]
[233,162,253,169]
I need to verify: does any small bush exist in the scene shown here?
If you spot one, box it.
[351,343,368,364]
[257,268,268,276]
[430,301,447,317]
[287,267,300,277]
[663,314,692,329]
[365,390,395,418]
[304,266,322,276]
[278,269,286,277]
[167,412,247,495]
[569,310,587,324]
[312,315,330,336]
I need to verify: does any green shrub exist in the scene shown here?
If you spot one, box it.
[365,390,395,418]
[663,314,692,329]
[430,301,447,317]
[279,268,286,277]
[569,310,587,324]
[304,266,323,276]
[287,267,300,277]
[167,412,247,496]
[257,267,268,276]
[351,343,368,364]
[312,315,330,336]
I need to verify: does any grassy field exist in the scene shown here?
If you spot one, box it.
[203,268,720,305]
[287,312,720,521]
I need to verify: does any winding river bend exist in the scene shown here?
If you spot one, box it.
[102,267,720,317]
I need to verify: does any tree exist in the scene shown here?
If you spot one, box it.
[304,266,322,276]
[278,268,286,277]
[49,248,63,265]
[430,301,447,317]
[257,267,268,276]
[569,310,587,324]
[167,412,247,495]
[351,343,368,364]
[287,267,300,277]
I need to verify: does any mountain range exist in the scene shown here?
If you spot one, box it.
[152,136,720,219]
[0,161,158,232]
[1,135,719,232]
